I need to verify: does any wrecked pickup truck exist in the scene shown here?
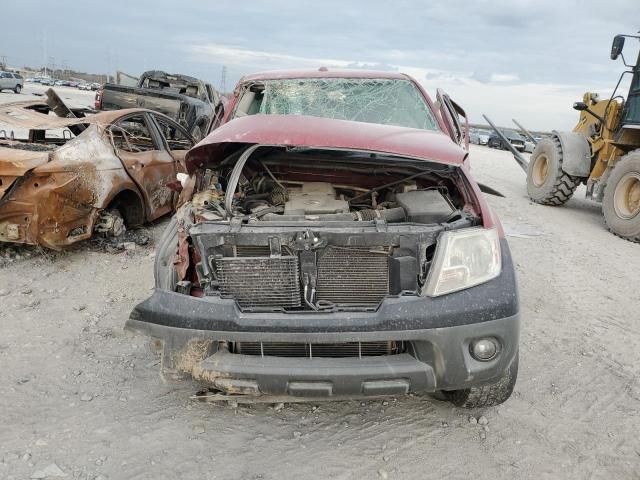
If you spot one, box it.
[0,98,195,249]
[96,70,223,141]
[128,71,519,407]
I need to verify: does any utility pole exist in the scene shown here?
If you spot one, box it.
[48,56,55,79]
[220,65,227,93]
[42,28,47,76]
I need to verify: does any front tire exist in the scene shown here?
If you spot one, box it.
[602,150,640,242]
[155,216,179,290]
[14,84,21,94]
[444,352,519,408]
[527,136,580,205]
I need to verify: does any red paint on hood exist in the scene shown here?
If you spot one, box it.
[185,114,466,174]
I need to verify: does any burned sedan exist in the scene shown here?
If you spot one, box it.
[0,100,195,248]
[128,113,520,407]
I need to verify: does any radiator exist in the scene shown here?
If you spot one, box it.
[216,256,302,309]
[315,246,390,305]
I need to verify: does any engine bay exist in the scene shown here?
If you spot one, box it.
[185,146,472,227]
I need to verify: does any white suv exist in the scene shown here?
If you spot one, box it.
[0,71,24,93]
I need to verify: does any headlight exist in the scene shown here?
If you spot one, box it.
[423,227,501,297]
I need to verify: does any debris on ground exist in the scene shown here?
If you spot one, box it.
[30,463,67,479]
[88,228,152,252]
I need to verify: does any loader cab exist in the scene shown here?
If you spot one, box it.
[610,34,640,126]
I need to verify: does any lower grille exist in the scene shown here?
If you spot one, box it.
[316,246,390,305]
[216,256,301,309]
[234,341,402,358]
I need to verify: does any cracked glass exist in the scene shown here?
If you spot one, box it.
[248,78,438,131]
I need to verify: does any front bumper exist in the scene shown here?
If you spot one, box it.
[129,314,518,396]
[127,243,519,396]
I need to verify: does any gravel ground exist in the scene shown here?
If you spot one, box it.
[1,129,639,479]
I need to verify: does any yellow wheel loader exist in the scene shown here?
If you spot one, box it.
[527,33,640,242]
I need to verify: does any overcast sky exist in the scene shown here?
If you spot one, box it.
[2,0,638,130]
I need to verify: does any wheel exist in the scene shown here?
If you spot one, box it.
[191,124,204,142]
[444,352,518,408]
[93,209,126,237]
[602,150,640,242]
[14,84,21,94]
[154,215,179,290]
[526,136,580,205]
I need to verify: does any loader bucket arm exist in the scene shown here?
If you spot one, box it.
[512,118,538,145]
[483,114,529,173]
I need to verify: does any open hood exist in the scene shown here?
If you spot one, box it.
[185,115,466,174]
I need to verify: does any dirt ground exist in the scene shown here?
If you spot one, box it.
[1,103,639,479]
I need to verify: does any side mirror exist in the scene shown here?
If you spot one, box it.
[611,35,625,60]
[573,102,588,111]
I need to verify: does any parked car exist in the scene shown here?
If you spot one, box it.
[96,70,222,140]
[524,140,535,153]
[487,131,526,152]
[0,71,23,93]
[0,93,195,249]
[470,129,490,145]
[128,70,520,408]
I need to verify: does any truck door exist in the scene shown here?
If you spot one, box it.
[436,89,470,152]
[109,113,177,220]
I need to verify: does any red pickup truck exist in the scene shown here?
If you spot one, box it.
[127,69,519,408]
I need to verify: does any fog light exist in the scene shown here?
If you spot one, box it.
[470,338,499,361]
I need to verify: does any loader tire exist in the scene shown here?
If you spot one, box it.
[602,150,640,243]
[527,136,579,205]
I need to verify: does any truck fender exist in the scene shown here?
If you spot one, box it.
[552,130,592,178]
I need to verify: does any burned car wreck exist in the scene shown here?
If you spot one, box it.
[0,96,194,249]
[128,114,520,407]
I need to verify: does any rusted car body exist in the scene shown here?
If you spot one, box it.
[0,100,195,249]
[128,70,520,407]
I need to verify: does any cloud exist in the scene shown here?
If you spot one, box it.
[189,44,351,70]
[187,42,600,130]
[489,73,519,83]
[3,0,639,131]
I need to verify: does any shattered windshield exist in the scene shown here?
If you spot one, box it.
[236,78,439,131]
